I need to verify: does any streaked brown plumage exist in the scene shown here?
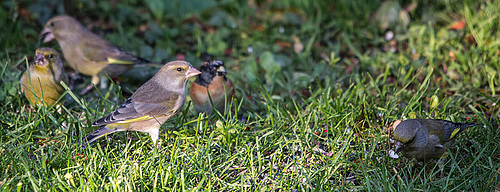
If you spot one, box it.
[85,60,201,146]
[20,47,68,107]
[39,15,150,94]
[189,60,234,114]
[393,119,480,161]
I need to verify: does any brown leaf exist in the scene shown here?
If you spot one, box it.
[465,34,476,45]
[275,41,292,52]
[139,24,149,32]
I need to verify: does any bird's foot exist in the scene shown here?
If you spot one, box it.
[79,84,95,95]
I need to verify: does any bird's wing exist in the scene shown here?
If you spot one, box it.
[104,46,150,64]
[78,41,150,65]
[429,120,478,143]
[446,121,479,141]
[92,91,181,126]
[55,71,69,95]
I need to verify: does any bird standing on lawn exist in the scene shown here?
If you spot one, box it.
[189,60,234,114]
[393,118,480,161]
[39,15,150,94]
[20,47,68,108]
[85,61,201,145]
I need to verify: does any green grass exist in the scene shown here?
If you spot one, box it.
[1,0,500,191]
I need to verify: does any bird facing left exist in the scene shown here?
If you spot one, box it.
[20,47,68,108]
[392,118,481,161]
[84,60,201,146]
[39,15,151,94]
[189,60,234,114]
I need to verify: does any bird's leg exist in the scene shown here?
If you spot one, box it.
[80,75,100,95]
[149,129,159,147]
[100,75,109,90]
[438,158,445,179]
[55,104,69,130]
[438,152,449,179]
[149,129,160,156]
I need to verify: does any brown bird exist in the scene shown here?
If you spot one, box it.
[39,15,150,94]
[393,119,480,161]
[20,47,68,108]
[189,60,234,114]
[85,61,201,145]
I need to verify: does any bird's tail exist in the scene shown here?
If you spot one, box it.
[134,63,163,68]
[134,56,151,64]
[84,126,118,146]
[458,122,482,130]
[450,122,482,139]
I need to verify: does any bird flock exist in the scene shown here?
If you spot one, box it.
[20,15,481,165]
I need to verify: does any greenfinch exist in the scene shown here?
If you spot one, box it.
[189,60,234,114]
[393,119,480,161]
[20,47,68,107]
[39,15,150,94]
[85,61,201,145]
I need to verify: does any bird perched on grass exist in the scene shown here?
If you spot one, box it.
[20,47,68,108]
[39,15,150,94]
[393,119,480,161]
[85,61,201,146]
[189,60,234,114]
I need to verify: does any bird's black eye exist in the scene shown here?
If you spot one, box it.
[50,22,55,27]
[177,67,182,71]
[48,54,54,59]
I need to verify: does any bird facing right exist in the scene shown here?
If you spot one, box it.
[392,119,480,161]
[84,60,201,146]
[189,60,234,114]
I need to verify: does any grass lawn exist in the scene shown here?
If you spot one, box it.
[1,0,499,191]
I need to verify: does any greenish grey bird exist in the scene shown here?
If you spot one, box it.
[39,15,151,94]
[20,47,68,108]
[84,61,201,146]
[393,119,480,161]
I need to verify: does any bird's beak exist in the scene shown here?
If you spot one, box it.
[34,53,45,65]
[216,66,227,76]
[186,67,201,78]
[39,27,54,43]
[394,142,403,153]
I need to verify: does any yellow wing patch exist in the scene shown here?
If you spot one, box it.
[106,114,167,128]
[118,115,154,124]
[449,128,461,139]
[107,57,135,64]
[106,116,153,129]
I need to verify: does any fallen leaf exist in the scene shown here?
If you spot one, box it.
[176,53,186,60]
[292,34,304,54]
[448,51,456,61]
[224,48,233,56]
[139,24,149,32]
[392,120,401,131]
[374,0,401,30]
[389,150,399,159]
[405,2,418,12]
[450,20,466,30]
[275,41,292,52]
[465,34,476,45]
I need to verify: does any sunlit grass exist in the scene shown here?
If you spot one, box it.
[1,0,500,191]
